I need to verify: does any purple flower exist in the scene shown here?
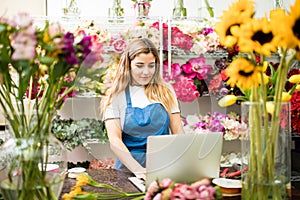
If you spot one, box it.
[78,36,92,59]
[209,119,225,133]
[201,28,214,36]
[195,121,207,130]
[65,51,79,65]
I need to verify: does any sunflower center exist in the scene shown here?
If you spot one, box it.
[252,31,273,45]
[239,70,253,77]
[293,18,300,40]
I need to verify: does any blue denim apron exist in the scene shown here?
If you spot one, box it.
[114,86,170,171]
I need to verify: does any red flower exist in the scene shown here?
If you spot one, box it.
[291,91,300,134]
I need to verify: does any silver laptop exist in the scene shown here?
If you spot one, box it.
[129,132,223,191]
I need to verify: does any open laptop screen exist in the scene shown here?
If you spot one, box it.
[145,132,223,187]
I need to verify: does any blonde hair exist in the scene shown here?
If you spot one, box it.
[100,38,178,115]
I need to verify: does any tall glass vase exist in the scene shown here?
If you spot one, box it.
[63,0,80,17]
[0,133,67,199]
[241,102,291,200]
[108,0,124,18]
[173,0,187,18]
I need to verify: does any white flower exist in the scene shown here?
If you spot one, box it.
[185,115,200,126]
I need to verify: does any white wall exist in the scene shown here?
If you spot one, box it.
[0,0,45,17]
[0,0,296,18]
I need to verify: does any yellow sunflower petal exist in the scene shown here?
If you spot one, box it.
[270,3,300,49]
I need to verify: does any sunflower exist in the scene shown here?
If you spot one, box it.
[270,1,300,50]
[231,0,255,15]
[237,17,278,56]
[214,0,254,48]
[226,57,262,90]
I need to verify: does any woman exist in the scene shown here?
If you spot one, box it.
[101,38,183,179]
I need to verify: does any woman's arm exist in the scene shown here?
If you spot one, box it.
[170,112,185,134]
[105,118,146,179]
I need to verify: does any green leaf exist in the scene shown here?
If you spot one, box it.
[38,56,55,65]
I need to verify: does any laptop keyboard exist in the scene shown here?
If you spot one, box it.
[128,177,146,192]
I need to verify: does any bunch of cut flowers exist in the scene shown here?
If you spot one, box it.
[0,12,103,199]
[182,111,245,140]
[144,177,222,200]
[62,173,223,200]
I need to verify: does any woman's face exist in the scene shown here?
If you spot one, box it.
[130,52,156,86]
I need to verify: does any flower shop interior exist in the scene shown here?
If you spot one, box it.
[0,0,300,199]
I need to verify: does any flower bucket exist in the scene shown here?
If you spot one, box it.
[134,0,150,18]
[0,135,67,200]
[240,102,291,200]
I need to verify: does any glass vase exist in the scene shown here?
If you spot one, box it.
[240,102,291,200]
[173,0,187,18]
[63,0,80,17]
[108,0,124,18]
[0,135,67,200]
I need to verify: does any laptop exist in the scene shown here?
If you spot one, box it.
[129,132,223,191]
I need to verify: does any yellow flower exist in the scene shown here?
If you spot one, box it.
[270,2,300,49]
[263,74,269,84]
[273,92,292,102]
[43,31,50,43]
[62,185,83,200]
[296,84,300,91]
[238,17,278,56]
[266,101,275,115]
[281,92,292,102]
[214,0,254,48]
[76,173,90,186]
[227,0,255,17]
[38,64,48,77]
[218,95,237,107]
[226,57,262,90]
[289,74,300,84]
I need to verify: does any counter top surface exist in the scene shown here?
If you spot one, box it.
[60,169,243,200]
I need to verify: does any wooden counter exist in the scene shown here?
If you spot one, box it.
[60,169,242,200]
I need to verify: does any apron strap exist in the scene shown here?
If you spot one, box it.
[125,86,132,108]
